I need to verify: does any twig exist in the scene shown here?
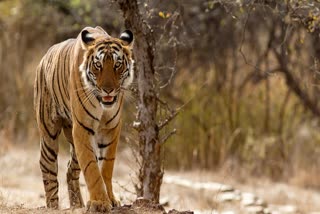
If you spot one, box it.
[159,67,177,89]
[239,7,256,69]
[158,110,179,130]
[160,128,177,144]
[114,180,136,195]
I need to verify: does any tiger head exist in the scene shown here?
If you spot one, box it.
[79,26,134,108]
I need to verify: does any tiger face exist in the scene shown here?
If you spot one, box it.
[79,29,134,109]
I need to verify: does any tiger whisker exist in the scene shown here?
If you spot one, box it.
[81,89,96,105]
[76,89,92,101]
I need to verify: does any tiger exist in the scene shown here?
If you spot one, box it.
[34,26,134,212]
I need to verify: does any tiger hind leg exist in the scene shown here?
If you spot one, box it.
[64,126,84,208]
[39,133,60,209]
[66,149,84,208]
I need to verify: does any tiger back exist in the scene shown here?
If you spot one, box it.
[34,26,134,212]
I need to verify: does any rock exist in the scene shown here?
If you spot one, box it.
[160,196,170,207]
[163,175,234,192]
[168,209,194,214]
[221,211,237,214]
[245,205,265,214]
[241,192,257,206]
[267,204,298,213]
[216,191,241,202]
[255,199,266,206]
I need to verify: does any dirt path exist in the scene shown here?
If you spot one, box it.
[1,146,320,213]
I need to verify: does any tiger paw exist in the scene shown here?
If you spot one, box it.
[109,196,120,207]
[47,198,59,209]
[86,200,112,212]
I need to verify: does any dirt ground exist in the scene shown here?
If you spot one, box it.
[1,144,320,214]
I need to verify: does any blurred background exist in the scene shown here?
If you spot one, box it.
[1,0,320,212]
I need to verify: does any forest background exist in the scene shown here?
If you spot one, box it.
[1,0,320,201]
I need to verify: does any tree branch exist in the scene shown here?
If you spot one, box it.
[273,44,320,117]
[158,110,179,130]
[160,128,177,144]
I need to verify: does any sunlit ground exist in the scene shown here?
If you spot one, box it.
[1,141,320,214]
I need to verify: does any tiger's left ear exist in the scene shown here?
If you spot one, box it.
[120,30,134,47]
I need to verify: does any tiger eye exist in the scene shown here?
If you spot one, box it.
[96,61,102,68]
[115,61,121,68]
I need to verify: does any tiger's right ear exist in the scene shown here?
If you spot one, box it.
[81,29,95,49]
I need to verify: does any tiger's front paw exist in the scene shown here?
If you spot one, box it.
[86,200,112,212]
[109,196,120,207]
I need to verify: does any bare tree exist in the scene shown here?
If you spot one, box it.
[117,0,163,202]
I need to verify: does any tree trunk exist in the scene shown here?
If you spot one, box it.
[117,0,163,202]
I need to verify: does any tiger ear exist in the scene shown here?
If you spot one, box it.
[81,29,95,49]
[120,30,134,47]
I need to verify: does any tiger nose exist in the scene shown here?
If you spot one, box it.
[103,88,114,94]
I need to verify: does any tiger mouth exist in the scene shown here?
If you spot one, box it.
[100,95,118,106]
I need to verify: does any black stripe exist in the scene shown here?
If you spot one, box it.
[74,113,95,135]
[110,43,122,50]
[70,177,80,181]
[86,70,94,84]
[41,141,56,161]
[44,179,58,184]
[38,63,57,139]
[97,142,113,149]
[48,99,57,125]
[113,46,120,52]
[51,60,60,105]
[49,189,59,199]
[65,43,74,100]
[72,155,78,164]
[41,149,53,164]
[63,44,71,100]
[98,157,115,161]
[41,139,57,159]
[91,176,102,188]
[45,50,54,76]
[56,52,70,118]
[39,94,59,140]
[62,59,69,100]
[40,161,57,177]
[41,147,56,163]
[79,61,98,108]
[83,142,96,155]
[47,183,59,193]
[75,88,99,122]
[35,64,41,97]
[108,121,120,131]
[83,160,96,175]
[105,97,123,125]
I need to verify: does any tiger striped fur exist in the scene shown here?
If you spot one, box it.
[34,26,134,212]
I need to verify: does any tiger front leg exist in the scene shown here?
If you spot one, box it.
[97,121,122,207]
[72,124,112,212]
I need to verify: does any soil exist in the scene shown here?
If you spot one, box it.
[1,145,320,213]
